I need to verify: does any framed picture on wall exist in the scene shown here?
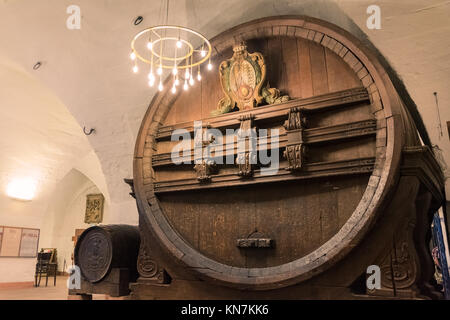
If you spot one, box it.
[0,226,40,258]
[84,193,104,224]
[19,228,40,257]
[0,227,22,257]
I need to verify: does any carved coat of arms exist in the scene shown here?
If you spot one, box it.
[212,42,289,116]
[84,194,104,224]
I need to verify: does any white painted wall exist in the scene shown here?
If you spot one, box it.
[0,258,36,284]
[0,60,137,282]
[0,196,48,283]
[43,169,109,272]
[0,168,118,283]
[0,150,138,283]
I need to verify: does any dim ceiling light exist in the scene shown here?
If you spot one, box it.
[6,178,37,201]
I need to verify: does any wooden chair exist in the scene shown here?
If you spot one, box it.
[35,250,57,287]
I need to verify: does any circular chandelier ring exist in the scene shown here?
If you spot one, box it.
[149,37,194,63]
[131,25,212,70]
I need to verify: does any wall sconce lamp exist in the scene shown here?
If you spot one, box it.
[6,178,37,201]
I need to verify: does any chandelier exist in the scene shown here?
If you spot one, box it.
[130,24,212,94]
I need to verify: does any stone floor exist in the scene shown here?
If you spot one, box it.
[0,276,109,300]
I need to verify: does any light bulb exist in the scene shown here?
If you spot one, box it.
[200,50,206,57]
[133,65,138,73]
[172,67,178,75]
[147,42,153,50]
[171,86,176,94]
[175,78,180,86]
[189,77,194,86]
[183,81,188,91]
[157,67,163,75]
[207,62,212,70]
[148,72,155,81]
[130,52,136,60]
[176,40,182,48]
[197,73,202,81]
[158,82,163,91]
[148,79,154,87]
[185,70,190,79]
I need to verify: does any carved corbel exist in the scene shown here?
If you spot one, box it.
[366,218,418,298]
[283,107,306,171]
[193,123,218,182]
[194,159,217,183]
[237,114,257,177]
[366,189,443,299]
[137,223,171,284]
[123,178,136,199]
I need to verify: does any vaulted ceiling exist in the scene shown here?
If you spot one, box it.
[0,0,448,210]
[0,57,92,201]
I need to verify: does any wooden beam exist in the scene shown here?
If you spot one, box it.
[153,157,375,193]
[155,87,370,140]
[152,119,376,167]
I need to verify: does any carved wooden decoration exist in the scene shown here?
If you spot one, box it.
[123,178,136,199]
[213,42,289,115]
[283,107,306,171]
[84,194,104,224]
[236,114,257,177]
[193,123,218,182]
[136,223,171,284]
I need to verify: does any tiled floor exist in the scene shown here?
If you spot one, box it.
[0,276,108,300]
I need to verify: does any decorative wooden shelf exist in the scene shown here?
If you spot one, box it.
[155,87,370,140]
[152,119,376,167]
[149,87,375,193]
[153,156,375,193]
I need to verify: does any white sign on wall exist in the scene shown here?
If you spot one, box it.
[0,227,22,257]
[19,229,40,257]
[0,226,40,258]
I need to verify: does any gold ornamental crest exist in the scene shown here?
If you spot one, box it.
[212,42,289,116]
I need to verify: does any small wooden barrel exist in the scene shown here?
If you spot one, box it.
[74,225,140,283]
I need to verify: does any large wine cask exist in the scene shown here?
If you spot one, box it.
[131,16,445,299]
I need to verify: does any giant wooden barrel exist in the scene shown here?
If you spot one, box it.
[75,225,140,283]
[132,16,444,298]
